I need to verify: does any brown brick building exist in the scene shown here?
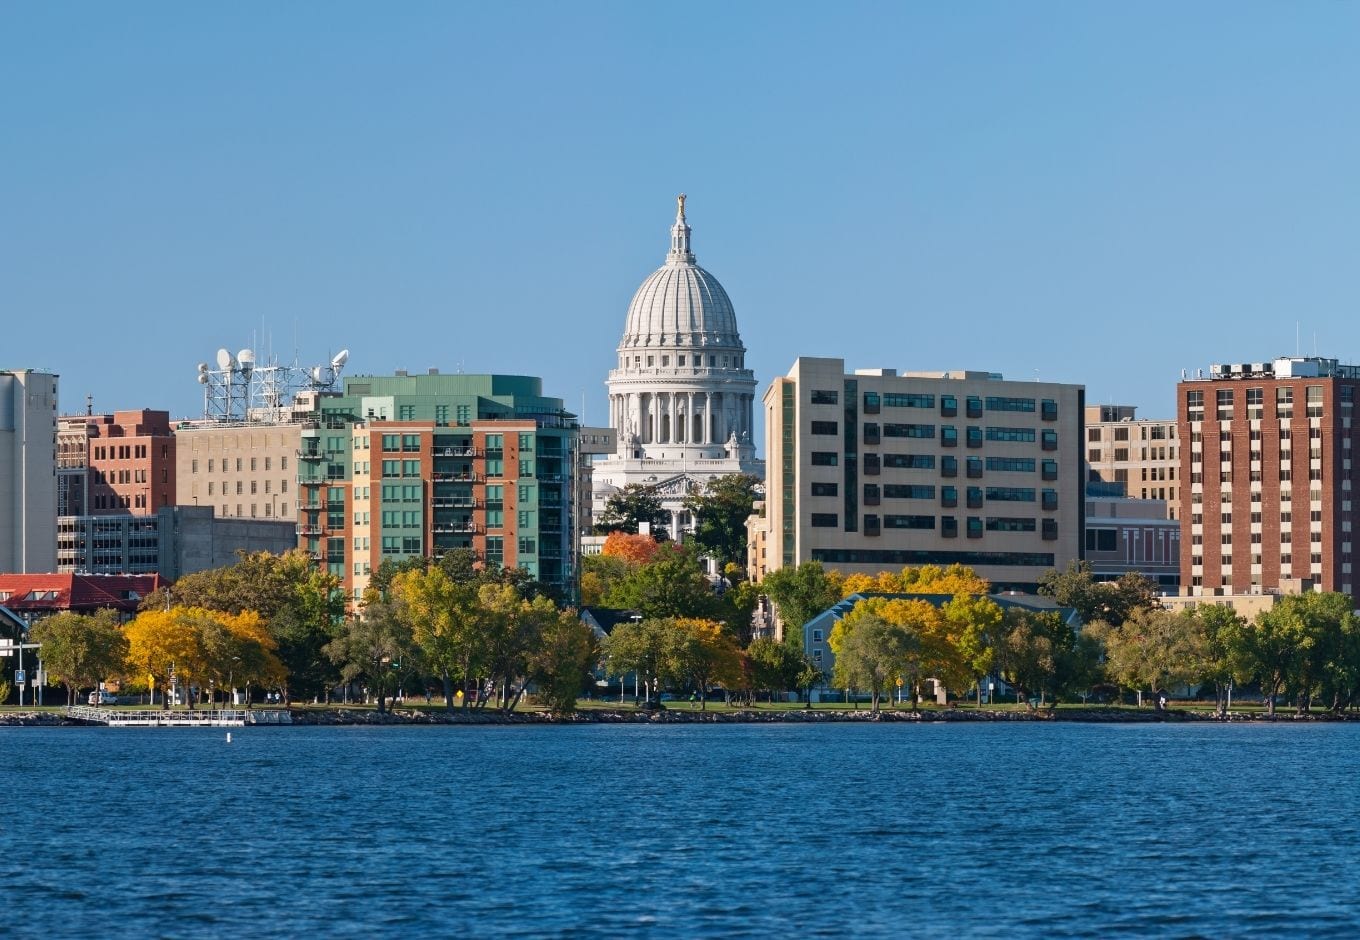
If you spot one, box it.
[1178,357,1360,600]
[85,410,176,514]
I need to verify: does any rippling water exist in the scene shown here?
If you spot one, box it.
[4,723,1359,936]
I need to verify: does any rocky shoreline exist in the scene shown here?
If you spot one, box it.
[5,706,1358,726]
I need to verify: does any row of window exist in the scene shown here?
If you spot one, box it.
[821,391,1061,420]
[92,443,164,461]
[1187,384,1343,419]
[810,548,1056,567]
[191,456,288,473]
[1088,425,1175,442]
[812,512,1059,538]
[206,479,288,496]
[811,452,1059,480]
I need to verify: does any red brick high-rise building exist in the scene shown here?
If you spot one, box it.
[86,410,176,514]
[1178,357,1360,601]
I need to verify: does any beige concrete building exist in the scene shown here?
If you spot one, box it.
[1085,404,1180,519]
[174,420,303,522]
[762,357,1084,591]
[0,369,58,573]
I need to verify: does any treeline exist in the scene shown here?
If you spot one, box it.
[763,560,1360,717]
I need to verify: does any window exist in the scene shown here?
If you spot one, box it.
[1307,386,1324,418]
[966,457,984,479]
[1247,387,1264,419]
[987,457,1036,472]
[810,513,838,527]
[941,486,958,508]
[1187,389,1205,418]
[810,420,838,435]
[811,482,838,497]
[987,487,1037,502]
[1085,529,1117,552]
[883,454,934,470]
[883,423,935,438]
[941,425,958,447]
[940,456,958,477]
[810,390,838,405]
[1216,388,1234,419]
[883,484,935,499]
[985,397,1035,412]
[987,517,1036,532]
[883,515,935,530]
[966,396,983,418]
[862,392,879,414]
[811,452,838,466]
[940,395,957,417]
[986,427,1036,442]
[1041,430,1058,451]
[883,393,934,408]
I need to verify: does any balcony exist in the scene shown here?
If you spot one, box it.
[434,521,481,534]
[298,450,323,462]
[296,524,322,536]
[432,498,480,509]
[433,472,482,483]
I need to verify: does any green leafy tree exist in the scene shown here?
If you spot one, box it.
[1095,607,1206,710]
[1190,604,1247,715]
[392,566,481,710]
[30,610,129,705]
[995,608,1099,708]
[323,600,415,713]
[601,617,670,707]
[603,554,719,620]
[1038,561,1158,627]
[665,618,744,710]
[747,637,805,703]
[759,562,843,648]
[943,594,1003,707]
[682,474,762,570]
[527,610,599,715]
[829,612,919,715]
[594,483,669,537]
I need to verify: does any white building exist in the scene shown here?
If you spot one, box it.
[592,195,763,537]
[0,369,59,573]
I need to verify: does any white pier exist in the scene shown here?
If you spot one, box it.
[66,706,292,727]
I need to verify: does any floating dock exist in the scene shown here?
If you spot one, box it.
[65,706,292,727]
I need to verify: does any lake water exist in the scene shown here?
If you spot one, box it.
[4,722,1359,936]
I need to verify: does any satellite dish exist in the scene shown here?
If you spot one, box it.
[331,349,349,369]
[311,366,325,383]
[197,373,209,384]
[238,348,255,366]
[216,348,232,370]
[197,362,209,373]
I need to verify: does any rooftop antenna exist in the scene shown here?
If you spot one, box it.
[85,394,93,416]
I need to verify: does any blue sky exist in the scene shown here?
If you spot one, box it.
[4,2,1358,430]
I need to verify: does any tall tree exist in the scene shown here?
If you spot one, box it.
[830,611,919,715]
[393,566,480,709]
[943,594,1003,706]
[323,600,415,713]
[603,554,720,621]
[527,611,599,715]
[666,618,744,710]
[30,610,129,705]
[995,608,1098,708]
[601,617,670,707]
[759,562,844,647]
[594,483,669,537]
[1037,561,1158,627]
[1095,607,1205,710]
[682,474,762,570]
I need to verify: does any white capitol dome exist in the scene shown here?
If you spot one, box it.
[618,194,743,351]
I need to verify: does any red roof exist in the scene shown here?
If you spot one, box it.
[0,573,163,616]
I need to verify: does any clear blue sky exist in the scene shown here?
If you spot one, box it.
[4,2,1358,430]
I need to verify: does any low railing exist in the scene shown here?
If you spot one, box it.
[65,705,293,726]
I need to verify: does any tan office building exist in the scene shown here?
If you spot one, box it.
[1085,404,1180,519]
[762,357,1084,591]
[174,421,303,521]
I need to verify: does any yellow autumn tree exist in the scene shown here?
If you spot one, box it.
[842,564,990,598]
[124,607,213,708]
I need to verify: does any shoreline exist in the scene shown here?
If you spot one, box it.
[4,706,1358,727]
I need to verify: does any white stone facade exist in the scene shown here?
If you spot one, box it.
[593,196,763,537]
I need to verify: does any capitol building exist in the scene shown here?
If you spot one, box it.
[591,195,764,538]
